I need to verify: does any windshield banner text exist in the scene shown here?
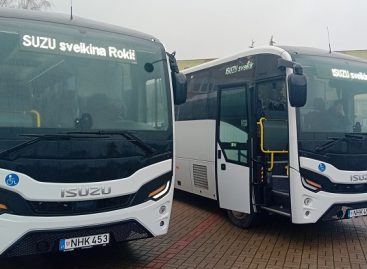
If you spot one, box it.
[22,34,136,63]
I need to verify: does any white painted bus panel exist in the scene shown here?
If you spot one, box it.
[217,144,251,213]
[175,120,217,200]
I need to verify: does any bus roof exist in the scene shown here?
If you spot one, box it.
[0,8,162,44]
[182,45,367,74]
[280,46,367,63]
[181,46,287,74]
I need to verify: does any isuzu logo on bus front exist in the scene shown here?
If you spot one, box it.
[350,174,367,182]
[61,186,112,198]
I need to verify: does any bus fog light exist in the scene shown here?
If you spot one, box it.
[305,211,310,217]
[0,203,8,214]
[160,221,165,227]
[304,198,312,206]
[159,205,167,214]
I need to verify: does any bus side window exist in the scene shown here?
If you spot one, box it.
[145,78,168,129]
[176,69,212,121]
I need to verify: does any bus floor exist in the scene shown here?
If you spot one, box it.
[3,190,367,269]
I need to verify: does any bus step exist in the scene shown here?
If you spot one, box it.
[260,205,291,218]
[272,190,289,197]
[272,175,288,179]
[272,177,290,193]
[271,189,290,208]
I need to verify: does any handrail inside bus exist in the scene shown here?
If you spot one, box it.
[257,117,288,171]
[29,110,41,128]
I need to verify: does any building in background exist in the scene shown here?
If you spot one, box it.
[339,50,367,60]
[178,58,215,71]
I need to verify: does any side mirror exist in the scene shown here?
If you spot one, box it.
[172,72,187,105]
[288,73,307,107]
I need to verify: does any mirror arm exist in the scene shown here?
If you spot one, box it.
[277,58,303,75]
[166,51,179,73]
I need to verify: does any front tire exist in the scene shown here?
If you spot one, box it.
[227,210,255,228]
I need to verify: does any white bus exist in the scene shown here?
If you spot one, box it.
[175,45,367,227]
[0,8,186,256]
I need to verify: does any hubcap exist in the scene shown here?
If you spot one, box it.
[232,210,247,220]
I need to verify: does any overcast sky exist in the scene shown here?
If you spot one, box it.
[48,0,366,60]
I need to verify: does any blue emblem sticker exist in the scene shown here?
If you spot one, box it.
[5,174,19,187]
[318,163,326,172]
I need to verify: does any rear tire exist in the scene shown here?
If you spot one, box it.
[227,210,255,228]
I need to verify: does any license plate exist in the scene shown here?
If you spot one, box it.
[348,208,367,218]
[59,233,110,251]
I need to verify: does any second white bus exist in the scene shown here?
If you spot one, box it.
[175,46,367,227]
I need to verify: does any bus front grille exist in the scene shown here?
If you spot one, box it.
[29,194,133,216]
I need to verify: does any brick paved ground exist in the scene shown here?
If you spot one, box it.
[3,191,367,269]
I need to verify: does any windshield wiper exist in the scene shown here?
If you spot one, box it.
[19,133,110,139]
[0,133,87,159]
[0,136,44,159]
[0,133,112,159]
[67,130,156,155]
[315,134,364,153]
[345,133,367,139]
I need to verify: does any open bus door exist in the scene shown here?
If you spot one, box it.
[216,84,254,227]
[254,79,291,218]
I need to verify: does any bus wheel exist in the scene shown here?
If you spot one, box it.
[227,210,254,228]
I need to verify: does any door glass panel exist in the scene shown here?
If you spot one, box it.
[219,86,248,164]
[257,80,287,118]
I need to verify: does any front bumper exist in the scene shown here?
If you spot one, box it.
[321,201,367,222]
[290,168,367,223]
[0,188,173,257]
[3,220,152,257]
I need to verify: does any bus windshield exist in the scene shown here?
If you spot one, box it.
[294,55,367,150]
[0,18,170,132]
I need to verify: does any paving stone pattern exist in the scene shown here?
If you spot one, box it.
[3,191,367,269]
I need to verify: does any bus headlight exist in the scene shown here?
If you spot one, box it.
[0,203,8,214]
[302,177,322,191]
[149,182,170,200]
[130,173,172,206]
